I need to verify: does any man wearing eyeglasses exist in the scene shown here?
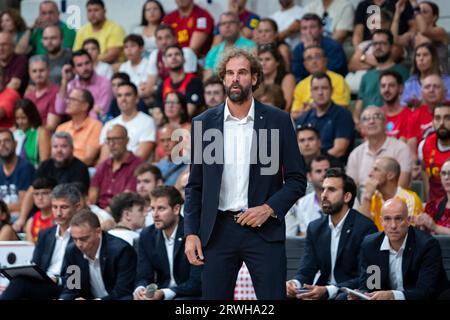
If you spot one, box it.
[204,12,256,80]
[89,124,143,212]
[347,106,412,196]
[56,89,103,167]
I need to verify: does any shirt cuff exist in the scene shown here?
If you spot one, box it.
[162,288,176,300]
[392,290,406,300]
[292,279,301,288]
[326,285,339,300]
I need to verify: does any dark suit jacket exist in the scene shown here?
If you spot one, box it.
[358,227,449,299]
[32,225,73,274]
[59,232,137,300]
[185,100,306,246]
[295,209,378,289]
[136,217,201,298]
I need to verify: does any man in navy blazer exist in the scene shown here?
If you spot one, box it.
[352,198,449,300]
[184,49,306,299]
[134,186,201,300]
[287,168,377,300]
[59,209,136,300]
[0,183,82,300]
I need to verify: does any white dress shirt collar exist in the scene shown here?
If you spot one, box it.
[380,233,408,254]
[163,224,178,243]
[55,225,71,240]
[83,234,103,262]
[224,98,255,123]
[328,209,350,232]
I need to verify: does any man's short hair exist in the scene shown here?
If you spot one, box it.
[150,186,184,208]
[43,24,63,39]
[86,0,105,8]
[164,44,184,56]
[217,48,263,92]
[303,45,324,56]
[72,49,92,63]
[296,123,321,139]
[110,192,146,223]
[29,55,50,67]
[50,183,82,205]
[204,75,225,94]
[379,69,403,85]
[310,71,332,88]
[372,29,394,45]
[117,81,138,96]
[380,157,401,181]
[324,168,357,208]
[70,209,101,229]
[112,72,130,83]
[124,34,144,47]
[433,102,450,115]
[51,131,74,148]
[306,154,330,173]
[156,24,175,37]
[71,181,88,197]
[32,177,57,190]
[134,163,163,181]
[301,13,323,26]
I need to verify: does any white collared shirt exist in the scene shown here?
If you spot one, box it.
[46,225,71,279]
[380,234,408,300]
[326,210,350,299]
[83,235,108,299]
[218,98,255,211]
[160,224,179,300]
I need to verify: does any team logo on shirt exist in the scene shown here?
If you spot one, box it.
[197,17,207,29]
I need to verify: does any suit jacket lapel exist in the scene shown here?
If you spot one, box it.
[248,102,267,203]
[212,104,224,180]
[44,227,57,269]
[100,232,108,278]
[380,249,391,289]
[320,221,332,279]
[173,221,184,259]
[402,227,415,279]
[157,230,170,271]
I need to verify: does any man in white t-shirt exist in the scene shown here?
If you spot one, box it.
[99,82,156,162]
[119,34,152,98]
[270,0,305,49]
[144,25,198,99]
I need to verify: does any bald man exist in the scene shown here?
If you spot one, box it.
[353,198,448,300]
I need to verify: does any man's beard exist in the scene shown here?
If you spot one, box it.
[322,199,345,216]
[383,92,399,105]
[437,127,450,140]
[54,157,72,168]
[225,83,251,104]
[47,46,62,55]
[0,151,15,163]
[170,64,183,73]
[375,52,390,63]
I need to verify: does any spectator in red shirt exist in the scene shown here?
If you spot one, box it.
[24,55,61,132]
[0,66,20,128]
[379,70,411,140]
[89,124,143,210]
[162,0,214,57]
[418,103,450,202]
[0,31,28,95]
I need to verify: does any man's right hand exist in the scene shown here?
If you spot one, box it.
[61,64,74,84]
[133,287,151,300]
[185,234,204,266]
[286,280,299,298]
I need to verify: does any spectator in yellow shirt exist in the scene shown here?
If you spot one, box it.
[291,45,350,119]
[73,0,125,63]
[359,157,422,231]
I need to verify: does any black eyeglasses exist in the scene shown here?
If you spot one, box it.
[258,43,276,51]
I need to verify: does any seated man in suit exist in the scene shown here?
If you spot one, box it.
[59,209,137,300]
[0,184,82,300]
[133,186,201,300]
[350,198,449,300]
[286,168,378,300]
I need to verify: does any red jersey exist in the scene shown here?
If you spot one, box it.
[31,210,54,243]
[425,198,450,229]
[406,104,433,146]
[163,4,214,56]
[382,106,412,139]
[419,132,450,203]
[162,73,196,99]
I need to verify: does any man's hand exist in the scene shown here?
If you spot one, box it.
[368,290,395,300]
[185,234,204,266]
[61,64,74,84]
[286,280,299,298]
[413,213,436,232]
[297,284,328,300]
[151,290,164,300]
[133,287,151,300]
[236,204,274,228]
[363,176,379,200]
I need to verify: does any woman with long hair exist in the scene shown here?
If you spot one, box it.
[401,43,450,107]
[0,9,27,45]
[0,200,18,241]
[132,0,165,58]
[257,46,295,111]
[13,99,51,167]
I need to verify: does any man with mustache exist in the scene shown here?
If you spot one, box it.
[286,168,377,300]
[418,103,450,202]
[185,48,306,299]
[353,29,409,128]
